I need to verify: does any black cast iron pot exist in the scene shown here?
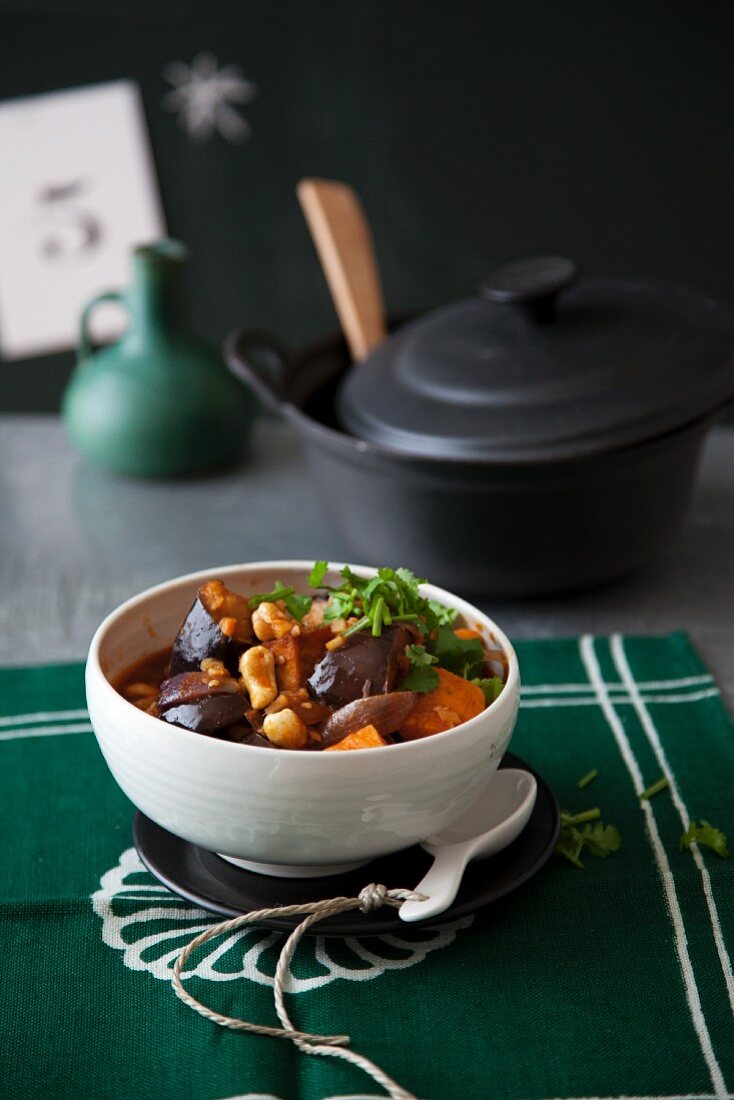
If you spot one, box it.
[225,258,733,597]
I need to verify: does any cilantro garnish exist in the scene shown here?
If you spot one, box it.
[405,644,438,668]
[403,666,440,693]
[580,821,623,859]
[402,645,440,693]
[283,591,313,622]
[248,581,312,622]
[562,808,601,826]
[308,560,329,588]
[472,677,504,705]
[433,625,485,680]
[252,562,505,702]
[556,807,621,868]
[312,562,455,638]
[306,562,507,701]
[249,581,295,609]
[640,776,669,801]
[680,820,730,859]
[427,599,459,627]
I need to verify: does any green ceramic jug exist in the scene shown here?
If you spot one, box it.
[62,239,252,477]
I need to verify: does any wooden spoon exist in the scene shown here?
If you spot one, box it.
[297,178,387,361]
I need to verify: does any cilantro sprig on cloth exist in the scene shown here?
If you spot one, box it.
[556,807,622,869]
[681,820,730,858]
[557,766,731,870]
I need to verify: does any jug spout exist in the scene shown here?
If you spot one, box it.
[127,238,190,340]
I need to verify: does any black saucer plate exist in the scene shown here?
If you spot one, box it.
[134,752,559,937]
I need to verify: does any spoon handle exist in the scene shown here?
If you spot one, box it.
[398,845,469,924]
[297,178,387,361]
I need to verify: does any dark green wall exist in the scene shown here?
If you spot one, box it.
[1,0,732,411]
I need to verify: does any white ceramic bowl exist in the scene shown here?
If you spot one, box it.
[86,561,520,876]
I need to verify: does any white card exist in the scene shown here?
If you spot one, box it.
[0,80,165,359]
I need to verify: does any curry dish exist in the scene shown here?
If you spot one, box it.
[114,563,506,752]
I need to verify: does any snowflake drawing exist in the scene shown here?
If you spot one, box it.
[162,52,258,143]
[92,847,473,994]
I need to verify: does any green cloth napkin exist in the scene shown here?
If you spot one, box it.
[1,633,733,1100]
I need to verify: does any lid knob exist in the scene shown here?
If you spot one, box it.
[480,256,578,324]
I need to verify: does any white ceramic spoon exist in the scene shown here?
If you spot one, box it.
[399,768,537,923]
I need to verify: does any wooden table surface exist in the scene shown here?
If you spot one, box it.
[1,414,732,706]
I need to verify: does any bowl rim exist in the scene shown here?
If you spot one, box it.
[87,559,520,762]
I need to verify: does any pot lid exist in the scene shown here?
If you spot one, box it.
[336,257,734,462]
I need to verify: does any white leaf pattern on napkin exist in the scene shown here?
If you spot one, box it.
[92,847,473,994]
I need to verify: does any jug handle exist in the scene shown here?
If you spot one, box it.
[224,330,289,415]
[78,291,129,362]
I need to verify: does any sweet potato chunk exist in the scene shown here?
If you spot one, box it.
[266,627,332,692]
[324,724,387,751]
[400,669,486,741]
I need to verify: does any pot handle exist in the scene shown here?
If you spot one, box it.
[224,330,290,415]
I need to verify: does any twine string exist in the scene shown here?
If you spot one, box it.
[172,882,426,1100]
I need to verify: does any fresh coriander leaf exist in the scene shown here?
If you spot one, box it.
[640,776,669,801]
[248,581,295,609]
[555,826,585,868]
[556,808,621,868]
[405,644,438,668]
[472,677,503,705]
[577,769,598,790]
[403,645,439,692]
[395,567,424,591]
[323,592,356,622]
[340,565,365,589]
[249,581,311,620]
[681,820,730,858]
[309,560,329,588]
[402,665,440,693]
[427,599,459,626]
[580,821,621,858]
[283,591,313,622]
[433,625,485,679]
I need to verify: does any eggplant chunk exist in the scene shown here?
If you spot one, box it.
[160,693,247,735]
[307,626,410,708]
[225,724,276,748]
[322,691,415,746]
[169,582,252,676]
[158,671,241,712]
